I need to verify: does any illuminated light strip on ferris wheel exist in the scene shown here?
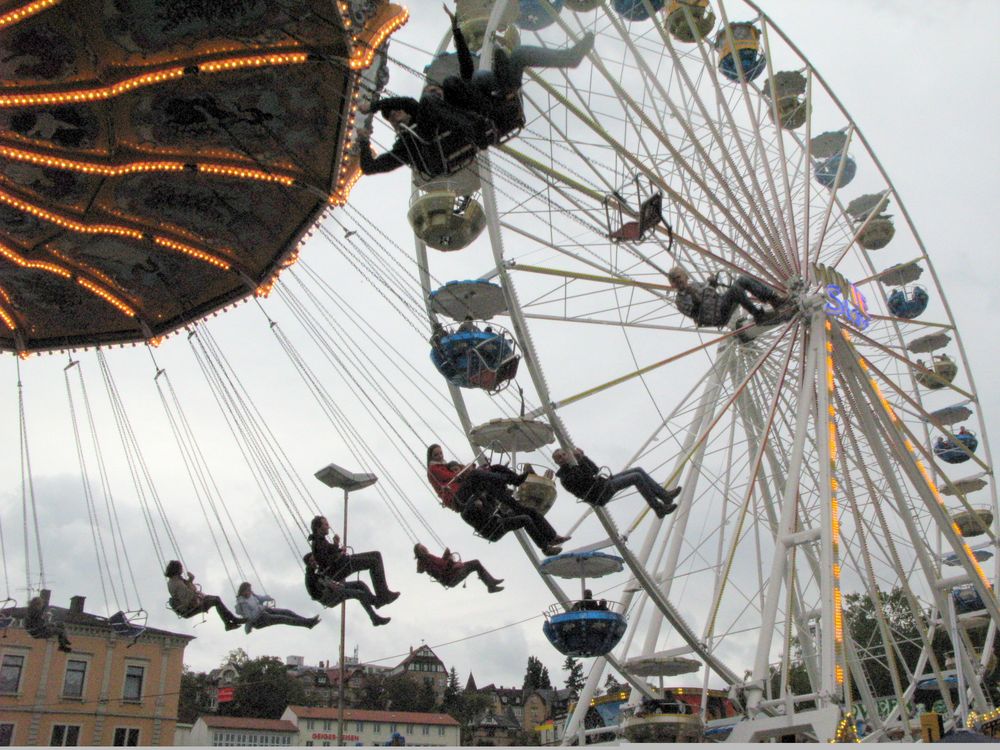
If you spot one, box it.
[0,240,135,317]
[823,320,846,686]
[0,186,232,270]
[0,145,298,187]
[0,0,60,31]
[0,51,310,108]
[842,328,993,593]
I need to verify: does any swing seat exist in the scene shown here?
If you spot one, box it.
[934,432,978,464]
[887,286,929,319]
[815,154,857,189]
[109,609,147,644]
[516,474,558,515]
[609,192,664,243]
[542,606,627,657]
[408,190,486,252]
[667,0,715,42]
[856,216,896,250]
[459,493,509,542]
[772,95,808,130]
[915,355,958,390]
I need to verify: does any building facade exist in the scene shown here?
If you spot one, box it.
[0,592,192,746]
[282,706,460,746]
[184,715,298,746]
[387,646,448,703]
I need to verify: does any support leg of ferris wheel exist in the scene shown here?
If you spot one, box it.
[833,330,995,715]
[560,354,731,744]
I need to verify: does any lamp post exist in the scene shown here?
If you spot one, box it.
[315,462,377,747]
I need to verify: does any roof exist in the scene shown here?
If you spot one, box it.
[6,605,193,642]
[199,716,297,733]
[395,644,445,669]
[287,706,459,726]
[474,711,520,731]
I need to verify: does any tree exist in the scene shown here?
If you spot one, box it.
[452,690,492,746]
[382,674,437,712]
[222,648,250,668]
[442,667,462,714]
[358,673,389,710]
[563,656,584,698]
[222,656,309,719]
[522,655,552,692]
[178,667,214,723]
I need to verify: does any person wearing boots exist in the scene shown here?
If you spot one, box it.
[303,554,390,626]
[308,516,400,607]
[413,543,504,592]
[553,446,682,518]
[164,560,244,631]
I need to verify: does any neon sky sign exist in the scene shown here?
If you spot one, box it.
[814,263,871,331]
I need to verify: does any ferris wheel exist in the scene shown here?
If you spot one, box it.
[396,0,1000,742]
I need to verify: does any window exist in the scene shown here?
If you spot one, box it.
[50,725,80,746]
[0,654,24,694]
[438,727,445,736]
[422,725,430,735]
[0,723,14,746]
[323,721,330,730]
[62,659,87,698]
[390,724,397,733]
[112,728,139,746]
[122,665,144,702]
[307,721,314,730]
[373,723,381,733]
[407,725,413,733]
[355,722,363,732]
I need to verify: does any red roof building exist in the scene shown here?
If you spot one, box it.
[282,705,460,746]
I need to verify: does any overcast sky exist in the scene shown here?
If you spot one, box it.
[2,0,999,696]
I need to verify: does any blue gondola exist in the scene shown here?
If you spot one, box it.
[612,0,666,21]
[952,583,986,615]
[430,329,519,392]
[543,607,628,657]
[517,0,565,30]
[719,48,766,82]
[815,154,857,189]
[934,432,978,464]
[887,286,929,319]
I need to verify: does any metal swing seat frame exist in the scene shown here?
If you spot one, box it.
[0,598,16,635]
[604,175,667,244]
[109,608,148,645]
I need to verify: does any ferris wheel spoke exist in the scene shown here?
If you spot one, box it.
[528,60,784,285]
[712,3,797,266]
[579,9,782,268]
[703,333,796,639]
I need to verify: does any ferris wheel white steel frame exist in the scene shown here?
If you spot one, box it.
[407,0,999,742]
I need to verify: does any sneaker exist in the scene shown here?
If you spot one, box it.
[486,583,505,594]
[307,616,320,629]
[372,615,391,627]
[542,545,563,556]
[224,621,242,631]
[653,503,669,519]
[552,535,572,545]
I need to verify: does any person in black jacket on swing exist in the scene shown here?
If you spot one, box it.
[553,447,681,518]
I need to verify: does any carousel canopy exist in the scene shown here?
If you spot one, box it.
[0,0,406,353]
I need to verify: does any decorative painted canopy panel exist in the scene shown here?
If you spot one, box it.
[0,0,406,352]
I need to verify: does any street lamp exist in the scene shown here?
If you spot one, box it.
[315,463,377,747]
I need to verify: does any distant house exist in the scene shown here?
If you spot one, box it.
[282,705,460,746]
[387,645,449,703]
[469,710,522,746]
[183,715,298,746]
[478,684,526,726]
[523,688,572,733]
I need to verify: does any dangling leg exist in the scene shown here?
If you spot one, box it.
[605,468,681,518]
[342,581,390,626]
[734,275,786,306]
[506,32,595,81]
[254,608,319,629]
[334,551,399,607]
[467,560,504,593]
[199,595,244,630]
